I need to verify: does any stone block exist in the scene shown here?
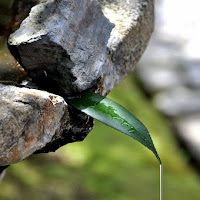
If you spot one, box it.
[8,0,154,96]
[1,0,154,166]
[154,87,200,117]
[8,0,114,95]
[0,84,93,165]
[99,0,154,94]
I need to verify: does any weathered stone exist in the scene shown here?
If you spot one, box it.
[36,105,94,154]
[8,0,154,96]
[1,0,154,166]
[153,87,200,117]
[8,0,114,95]
[0,84,68,165]
[136,64,182,93]
[182,60,200,89]
[135,35,184,93]
[0,83,93,166]
[99,0,154,95]
[175,115,200,163]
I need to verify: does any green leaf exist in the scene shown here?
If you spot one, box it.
[67,91,161,164]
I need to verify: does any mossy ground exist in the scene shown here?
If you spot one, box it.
[0,74,199,200]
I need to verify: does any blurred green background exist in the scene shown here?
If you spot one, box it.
[0,0,200,200]
[0,74,200,200]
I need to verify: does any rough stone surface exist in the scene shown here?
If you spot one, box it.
[8,0,114,95]
[0,84,93,165]
[99,0,154,95]
[0,84,68,165]
[36,105,94,154]
[182,60,200,89]
[1,0,154,166]
[8,0,154,96]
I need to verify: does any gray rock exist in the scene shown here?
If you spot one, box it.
[136,65,182,93]
[2,0,154,165]
[8,0,114,95]
[135,33,185,93]
[0,84,93,165]
[181,60,200,89]
[0,83,68,165]
[154,87,200,117]
[175,115,200,162]
[8,0,154,96]
[99,0,154,94]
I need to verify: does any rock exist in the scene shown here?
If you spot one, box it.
[99,0,154,94]
[175,115,200,162]
[181,60,200,89]
[136,64,182,93]
[153,87,200,117]
[135,35,184,93]
[0,83,68,165]
[36,105,94,154]
[0,84,93,165]
[8,0,154,96]
[8,0,114,95]
[1,0,154,165]
[11,0,41,32]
